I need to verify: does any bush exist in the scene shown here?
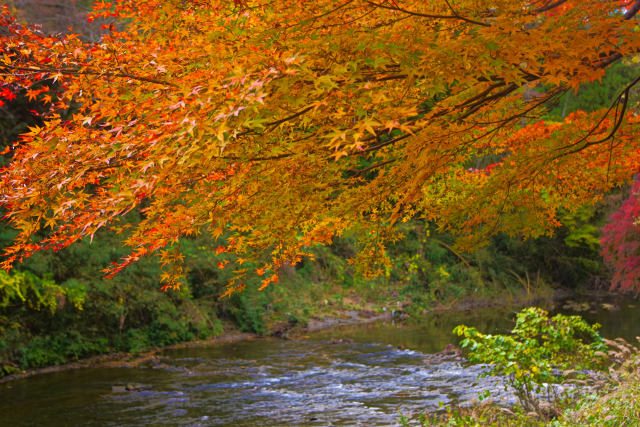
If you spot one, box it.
[454,307,608,416]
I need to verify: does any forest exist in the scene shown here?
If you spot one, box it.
[1,0,640,425]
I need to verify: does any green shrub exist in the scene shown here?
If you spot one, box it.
[454,307,608,416]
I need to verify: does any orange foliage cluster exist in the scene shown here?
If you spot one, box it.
[1,1,640,292]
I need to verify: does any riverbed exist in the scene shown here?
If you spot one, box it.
[0,295,636,426]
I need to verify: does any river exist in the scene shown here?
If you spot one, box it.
[0,295,637,426]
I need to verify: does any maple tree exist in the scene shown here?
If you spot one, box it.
[2,0,640,293]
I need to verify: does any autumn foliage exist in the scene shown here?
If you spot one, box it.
[601,181,640,292]
[2,1,640,292]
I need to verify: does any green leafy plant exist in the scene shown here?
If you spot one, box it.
[454,307,608,416]
[0,270,85,314]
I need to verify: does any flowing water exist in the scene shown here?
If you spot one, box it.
[0,296,637,426]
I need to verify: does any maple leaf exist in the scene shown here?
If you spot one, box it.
[51,72,63,83]
[25,89,39,102]
[0,87,16,100]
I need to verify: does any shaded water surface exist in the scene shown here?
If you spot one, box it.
[0,296,637,426]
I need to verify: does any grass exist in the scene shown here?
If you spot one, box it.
[556,353,640,426]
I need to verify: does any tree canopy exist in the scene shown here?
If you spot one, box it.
[1,0,640,292]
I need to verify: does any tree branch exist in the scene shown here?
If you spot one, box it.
[550,74,640,160]
[0,64,177,87]
[625,0,640,19]
[532,0,569,14]
[363,0,490,27]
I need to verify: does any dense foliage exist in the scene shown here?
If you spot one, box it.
[1,1,640,291]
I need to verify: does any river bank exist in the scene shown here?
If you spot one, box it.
[0,285,579,384]
[0,311,396,384]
